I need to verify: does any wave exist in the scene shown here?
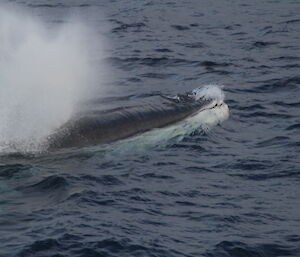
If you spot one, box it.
[204,241,298,257]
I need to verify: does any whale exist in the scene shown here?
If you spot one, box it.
[48,85,228,149]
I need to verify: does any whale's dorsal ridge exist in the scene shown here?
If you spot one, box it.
[159,94,196,104]
[159,94,180,103]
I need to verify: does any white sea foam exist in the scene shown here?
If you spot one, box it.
[192,84,225,102]
[0,8,104,153]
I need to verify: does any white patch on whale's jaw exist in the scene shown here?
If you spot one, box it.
[189,99,229,132]
[196,98,227,114]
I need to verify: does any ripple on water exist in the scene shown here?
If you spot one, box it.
[204,241,299,257]
[0,0,300,256]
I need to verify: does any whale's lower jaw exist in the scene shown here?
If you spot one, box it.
[196,101,229,129]
[188,98,229,128]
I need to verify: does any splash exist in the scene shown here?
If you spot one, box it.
[192,84,225,101]
[0,8,103,154]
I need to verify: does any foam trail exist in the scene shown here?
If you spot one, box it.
[0,8,101,154]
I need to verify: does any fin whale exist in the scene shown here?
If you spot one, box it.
[48,86,227,149]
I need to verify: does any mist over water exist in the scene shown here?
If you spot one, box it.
[0,8,101,153]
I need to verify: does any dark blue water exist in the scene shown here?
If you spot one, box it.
[1,0,300,256]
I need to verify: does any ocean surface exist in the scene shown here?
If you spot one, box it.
[1,0,300,256]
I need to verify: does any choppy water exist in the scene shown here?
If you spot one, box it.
[1,0,300,256]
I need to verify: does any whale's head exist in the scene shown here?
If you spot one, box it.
[189,85,229,125]
[188,84,228,115]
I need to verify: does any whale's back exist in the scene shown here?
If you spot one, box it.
[49,95,212,148]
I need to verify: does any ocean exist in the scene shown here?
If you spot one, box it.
[0,0,299,256]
